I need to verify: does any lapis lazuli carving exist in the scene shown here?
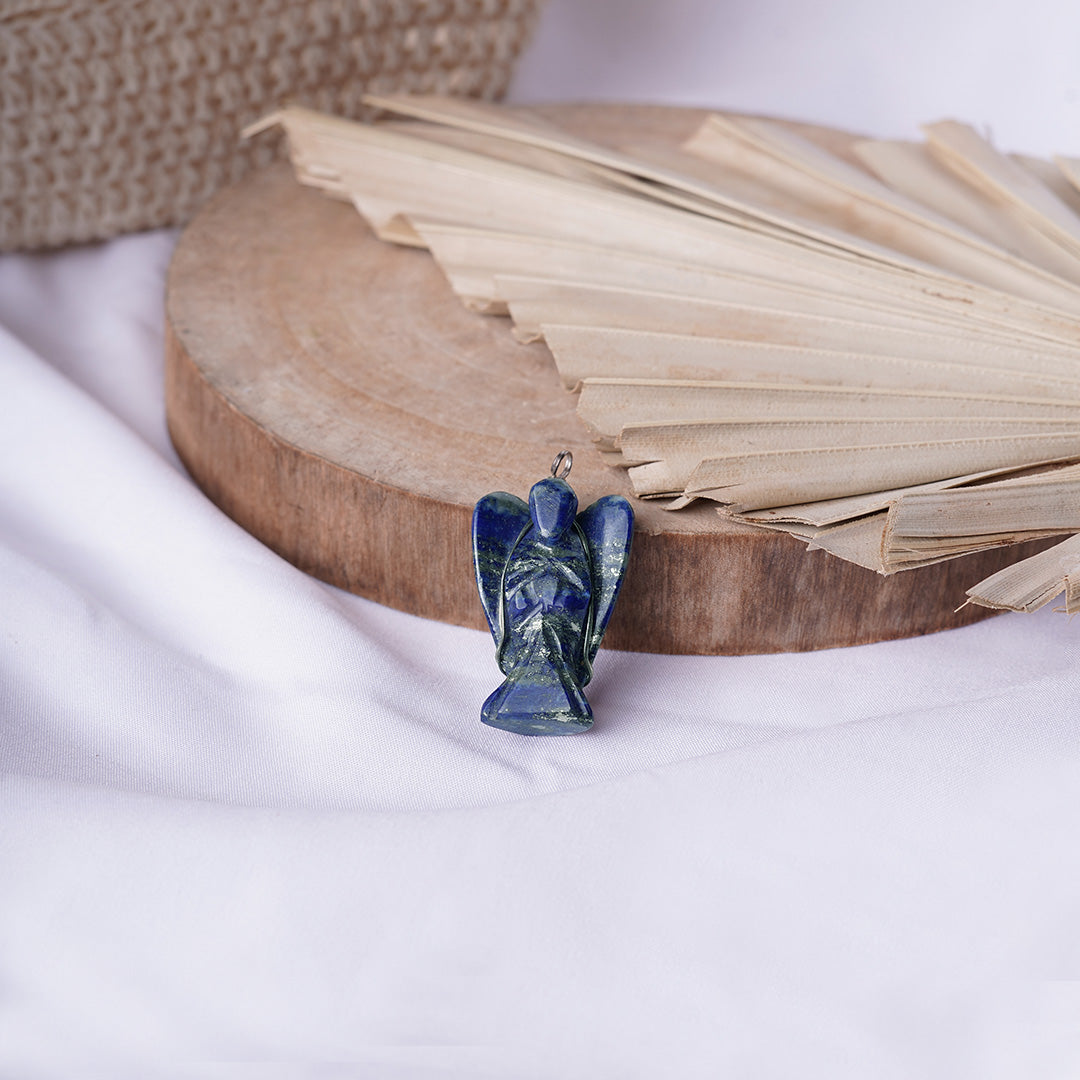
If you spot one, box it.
[472,456,634,735]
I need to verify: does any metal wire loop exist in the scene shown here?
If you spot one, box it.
[550,450,573,480]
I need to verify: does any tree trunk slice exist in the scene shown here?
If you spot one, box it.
[164,103,1047,655]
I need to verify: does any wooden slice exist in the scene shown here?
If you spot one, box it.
[164,103,1050,655]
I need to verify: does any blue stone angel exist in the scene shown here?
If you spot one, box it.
[472,451,634,735]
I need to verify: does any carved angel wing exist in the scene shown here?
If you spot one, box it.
[577,495,634,664]
[472,491,531,643]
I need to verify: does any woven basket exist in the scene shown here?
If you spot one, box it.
[0,0,541,251]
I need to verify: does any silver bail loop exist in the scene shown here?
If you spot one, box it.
[550,450,573,480]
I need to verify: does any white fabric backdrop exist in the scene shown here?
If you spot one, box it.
[3,3,1080,1077]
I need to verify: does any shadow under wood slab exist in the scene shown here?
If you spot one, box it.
[164,104,1052,655]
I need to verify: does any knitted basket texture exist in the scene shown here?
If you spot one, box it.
[0,0,541,250]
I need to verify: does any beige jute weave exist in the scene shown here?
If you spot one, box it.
[0,0,542,251]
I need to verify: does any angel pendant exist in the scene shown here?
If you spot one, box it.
[472,452,634,735]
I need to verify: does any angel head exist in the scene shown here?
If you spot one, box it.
[529,477,579,539]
